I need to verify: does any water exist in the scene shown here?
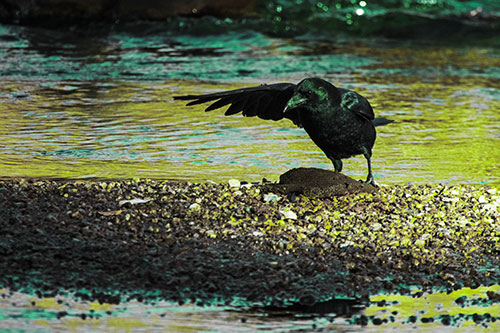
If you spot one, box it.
[1,286,499,331]
[1,22,499,184]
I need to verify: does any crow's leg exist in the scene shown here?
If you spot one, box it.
[330,158,343,173]
[363,150,377,186]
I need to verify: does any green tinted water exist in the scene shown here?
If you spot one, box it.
[1,26,499,184]
[2,286,499,331]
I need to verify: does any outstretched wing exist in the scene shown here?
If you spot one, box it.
[174,83,297,122]
[337,88,375,121]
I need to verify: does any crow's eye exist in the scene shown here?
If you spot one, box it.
[305,90,313,97]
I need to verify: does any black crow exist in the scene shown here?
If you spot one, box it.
[174,78,393,185]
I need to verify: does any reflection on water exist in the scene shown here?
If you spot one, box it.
[0,24,500,184]
[1,286,499,331]
[1,78,499,184]
[0,289,356,332]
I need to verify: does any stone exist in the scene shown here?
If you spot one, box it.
[261,167,377,198]
[263,193,281,202]
[228,179,240,188]
[280,209,297,220]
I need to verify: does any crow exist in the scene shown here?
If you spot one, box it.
[174,77,393,185]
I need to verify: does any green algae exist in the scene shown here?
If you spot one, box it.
[369,285,500,317]
[2,286,499,330]
[0,289,355,331]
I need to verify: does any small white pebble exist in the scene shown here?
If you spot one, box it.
[280,209,297,220]
[228,179,240,188]
[487,188,497,195]
[372,223,382,231]
[340,240,354,248]
[119,198,150,206]
[478,195,487,204]
[263,193,281,202]
[188,203,200,210]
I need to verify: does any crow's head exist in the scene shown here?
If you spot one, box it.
[284,78,340,113]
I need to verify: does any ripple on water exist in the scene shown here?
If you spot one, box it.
[0,26,500,183]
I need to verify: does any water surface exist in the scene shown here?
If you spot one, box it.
[1,24,499,184]
[2,286,499,331]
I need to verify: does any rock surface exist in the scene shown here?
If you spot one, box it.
[262,167,377,198]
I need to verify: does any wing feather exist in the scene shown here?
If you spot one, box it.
[225,97,247,116]
[174,83,297,122]
[205,96,235,111]
[337,88,375,121]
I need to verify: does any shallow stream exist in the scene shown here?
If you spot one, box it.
[1,23,499,185]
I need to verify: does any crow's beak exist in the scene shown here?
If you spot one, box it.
[283,94,307,113]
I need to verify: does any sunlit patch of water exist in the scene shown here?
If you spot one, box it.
[0,289,356,332]
[1,75,499,184]
[1,286,499,331]
[1,24,499,184]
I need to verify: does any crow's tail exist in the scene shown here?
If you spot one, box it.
[372,117,394,127]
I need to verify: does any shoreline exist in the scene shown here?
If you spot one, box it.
[1,177,499,323]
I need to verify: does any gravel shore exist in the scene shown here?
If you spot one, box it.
[1,175,499,322]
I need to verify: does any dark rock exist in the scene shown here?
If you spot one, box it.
[261,167,377,198]
[299,293,316,306]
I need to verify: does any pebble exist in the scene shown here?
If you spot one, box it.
[340,240,354,248]
[263,193,281,202]
[228,179,240,188]
[188,203,201,211]
[119,198,150,206]
[415,239,426,247]
[280,209,297,220]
